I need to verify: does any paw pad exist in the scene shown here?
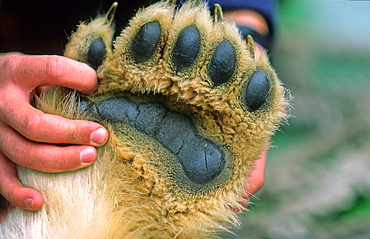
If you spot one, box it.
[131,21,162,63]
[87,38,107,70]
[243,68,271,111]
[208,39,236,86]
[172,25,201,71]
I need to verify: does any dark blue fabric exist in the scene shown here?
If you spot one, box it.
[177,0,276,38]
[208,0,276,37]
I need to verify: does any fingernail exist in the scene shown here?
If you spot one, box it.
[25,197,33,209]
[80,147,96,164]
[90,128,108,145]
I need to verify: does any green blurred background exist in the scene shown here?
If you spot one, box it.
[225,0,370,238]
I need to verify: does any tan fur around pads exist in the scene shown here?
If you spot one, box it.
[0,1,289,238]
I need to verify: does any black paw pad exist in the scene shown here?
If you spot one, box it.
[131,21,162,63]
[172,25,201,71]
[154,112,225,184]
[178,136,224,184]
[87,38,106,70]
[208,40,236,86]
[243,68,271,111]
[83,96,226,185]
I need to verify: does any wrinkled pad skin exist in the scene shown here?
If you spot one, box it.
[172,25,201,71]
[87,38,107,70]
[243,68,271,112]
[131,21,162,63]
[208,40,236,86]
[81,97,225,184]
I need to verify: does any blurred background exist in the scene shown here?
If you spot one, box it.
[228,0,370,238]
[1,0,369,238]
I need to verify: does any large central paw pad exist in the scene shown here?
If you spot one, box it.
[61,0,288,237]
[84,97,225,184]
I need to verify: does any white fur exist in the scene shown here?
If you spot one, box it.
[0,151,111,239]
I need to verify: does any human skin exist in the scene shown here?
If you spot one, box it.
[0,54,109,216]
[0,9,269,223]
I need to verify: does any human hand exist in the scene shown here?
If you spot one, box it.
[0,53,108,218]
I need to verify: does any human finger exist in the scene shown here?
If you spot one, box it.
[3,53,98,94]
[0,89,108,146]
[0,123,98,172]
[244,149,266,196]
[0,151,44,211]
